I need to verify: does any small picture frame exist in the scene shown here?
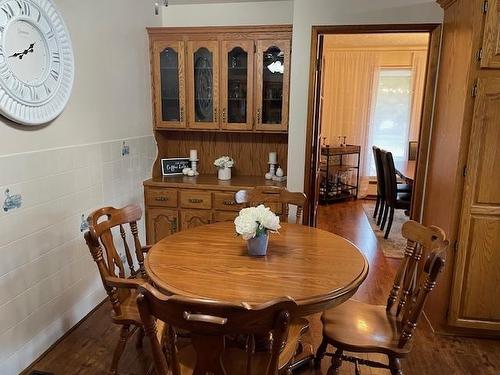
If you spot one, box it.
[161,158,191,176]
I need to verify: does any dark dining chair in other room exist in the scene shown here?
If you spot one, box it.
[84,205,151,375]
[372,146,411,227]
[137,283,303,375]
[315,221,448,375]
[380,149,412,238]
[235,186,307,224]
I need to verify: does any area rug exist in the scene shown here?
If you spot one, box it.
[362,201,407,259]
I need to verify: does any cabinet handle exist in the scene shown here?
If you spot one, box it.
[222,108,226,123]
[171,217,178,234]
[223,200,237,206]
[155,196,168,201]
[180,106,184,122]
[257,108,261,124]
[189,198,203,204]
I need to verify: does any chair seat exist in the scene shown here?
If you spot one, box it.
[111,288,142,325]
[320,300,411,357]
[177,317,310,374]
[396,184,411,192]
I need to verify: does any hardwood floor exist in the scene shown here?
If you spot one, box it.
[25,201,500,375]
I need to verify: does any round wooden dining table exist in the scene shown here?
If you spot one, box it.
[145,222,369,316]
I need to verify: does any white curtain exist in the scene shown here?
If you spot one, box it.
[321,50,378,197]
[409,50,428,143]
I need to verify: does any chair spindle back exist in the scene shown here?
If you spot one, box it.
[386,220,447,315]
[398,251,445,348]
[84,205,147,316]
[234,186,307,224]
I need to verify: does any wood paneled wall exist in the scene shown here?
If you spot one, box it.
[153,131,288,178]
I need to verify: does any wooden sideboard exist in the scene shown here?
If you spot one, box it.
[144,25,292,245]
[144,175,285,244]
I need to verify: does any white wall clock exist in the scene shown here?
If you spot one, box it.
[0,0,74,126]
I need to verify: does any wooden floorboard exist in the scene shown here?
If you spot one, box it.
[25,200,500,375]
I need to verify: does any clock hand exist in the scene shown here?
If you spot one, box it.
[8,52,22,58]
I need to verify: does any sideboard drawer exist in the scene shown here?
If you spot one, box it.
[213,210,239,223]
[146,188,178,208]
[213,192,245,211]
[180,190,212,210]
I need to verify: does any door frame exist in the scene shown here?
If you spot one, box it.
[303,24,442,226]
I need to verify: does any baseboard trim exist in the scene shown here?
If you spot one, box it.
[19,297,108,375]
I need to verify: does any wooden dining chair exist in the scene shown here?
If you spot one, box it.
[137,283,304,375]
[380,149,412,238]
[84,204,151,375]
[234,186,307,224]
[315,220,448,375]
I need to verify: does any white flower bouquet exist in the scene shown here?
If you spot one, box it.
[234,205,281,240]
[213,156,234,169]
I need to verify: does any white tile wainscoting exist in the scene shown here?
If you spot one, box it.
[0,135,156,374]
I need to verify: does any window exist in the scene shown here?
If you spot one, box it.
[368,68,413,176]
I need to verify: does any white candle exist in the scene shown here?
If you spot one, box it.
[190,149,198,160]
[269,152,277,164]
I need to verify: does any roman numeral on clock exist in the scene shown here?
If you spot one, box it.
[46,30,55,40]
[43,83,51,95]
[28,86,38,101]
[15,0,31,16]
[50,69,59,81]
[52,52,60,64]
[1,4,15,19]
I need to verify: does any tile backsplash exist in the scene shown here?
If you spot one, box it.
[0,135,156,374]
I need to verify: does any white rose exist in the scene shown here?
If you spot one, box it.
[234,214,258,240]
[261,212,281,232]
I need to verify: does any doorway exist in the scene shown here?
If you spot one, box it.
[304,24,442,228]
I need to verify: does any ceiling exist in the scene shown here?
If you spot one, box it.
[167,0,289,4]
[324,33,430,50]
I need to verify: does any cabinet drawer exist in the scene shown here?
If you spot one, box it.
[213,192,245,211]
[213,211,238,223]
[180,190,212,209]
[146,189,178,208]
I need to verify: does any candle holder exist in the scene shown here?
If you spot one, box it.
[189,159,200,176]
[265,162,276,180]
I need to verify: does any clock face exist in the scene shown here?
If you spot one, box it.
[0,0,74,125]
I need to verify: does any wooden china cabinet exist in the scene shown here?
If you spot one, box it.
[144,26,292,244]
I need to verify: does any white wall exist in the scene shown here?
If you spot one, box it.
[0,1,160,373]
[162,0,293,26]
[0,0,159,155]
[287,0,443,191]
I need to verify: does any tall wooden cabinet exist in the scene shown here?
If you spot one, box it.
[145,26,291,245]
[148,26,292,132]
[423,0,500,335]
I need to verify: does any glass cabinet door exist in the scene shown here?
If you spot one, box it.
[255,40,290,132]
[220,40,254,130]
[187,41,220,129]
[153,40,186,129]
